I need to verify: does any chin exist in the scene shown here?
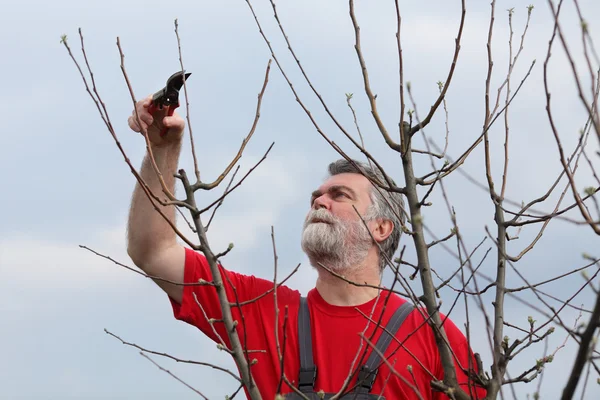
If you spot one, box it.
[307,254,364,275]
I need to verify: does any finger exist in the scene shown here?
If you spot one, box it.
[130,106,152,123]
[163,115,185,131]
[130,110,154,126]
[136,95,154,114]
[128,115,139,132]
[128,115,148,133]
[141,95,153,108]
[136,101,151,117]
[140,113,153,126]
[128,117,144,133]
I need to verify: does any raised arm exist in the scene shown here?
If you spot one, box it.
[126,95,186,303]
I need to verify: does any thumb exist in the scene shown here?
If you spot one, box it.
[163,115,185,132]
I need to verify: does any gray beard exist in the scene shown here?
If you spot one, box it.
[301,208,374,273]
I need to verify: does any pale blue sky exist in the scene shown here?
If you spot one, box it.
[1,0,600,399]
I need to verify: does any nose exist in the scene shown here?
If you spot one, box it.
[313,194,330,210]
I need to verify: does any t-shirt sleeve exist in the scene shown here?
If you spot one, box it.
[433,316,487,399]
[169,247,273,346]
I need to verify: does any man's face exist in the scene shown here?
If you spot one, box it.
[301,173,377,272]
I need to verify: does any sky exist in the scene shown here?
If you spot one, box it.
[1,0,600,399]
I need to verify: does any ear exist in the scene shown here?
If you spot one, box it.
[371,218,394,243]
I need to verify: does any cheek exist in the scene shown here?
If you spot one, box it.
[331,204,356,218]
[340,207,368,223]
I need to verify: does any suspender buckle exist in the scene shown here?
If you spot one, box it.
[357,365,378,390]
[298,366,317,389]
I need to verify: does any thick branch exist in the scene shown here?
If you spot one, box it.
[181,170,261,399]
[561,291,600,399]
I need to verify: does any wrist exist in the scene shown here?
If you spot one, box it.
[150,137,183,151]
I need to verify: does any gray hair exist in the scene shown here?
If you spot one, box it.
[327,159,405,271]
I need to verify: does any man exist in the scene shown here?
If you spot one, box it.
[126,97,485,399]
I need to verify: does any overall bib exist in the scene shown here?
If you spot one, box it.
[285,297,415,399]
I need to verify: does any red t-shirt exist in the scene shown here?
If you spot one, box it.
[171,248,485,399]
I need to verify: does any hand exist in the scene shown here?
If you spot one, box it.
[127,95,185,147]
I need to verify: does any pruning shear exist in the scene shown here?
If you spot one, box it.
[147,70,192,137]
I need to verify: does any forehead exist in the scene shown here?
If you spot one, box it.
[316,173,372,198]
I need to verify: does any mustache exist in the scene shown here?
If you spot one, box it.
[305,209,338,225]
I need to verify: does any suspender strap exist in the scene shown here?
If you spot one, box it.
[356,301,415,393]
[298,296,317,391]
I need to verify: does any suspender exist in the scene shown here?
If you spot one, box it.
[298,297,317,392]
[297,297,415,394]
[355,301,416,393]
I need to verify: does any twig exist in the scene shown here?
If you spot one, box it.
[545,0,600,235]
[61,33,197,249]
[193,60,272,191]
[407,0,466,138]
[547,0,600,145]
[192,292,230,352]
[105,329,241,382]
[173,19,200,184]
[79,245,214,286]
[222,269,255,386]
[271,226,282,383]
[561,289,600,399]
[197,144,274,214]
[418,60,536,185]
[348,0,399,151]
[427,230,456,248]
[394,0,406,147]
[116,38,179,203]
[358,333,425,400]
[506,257,600,294]
[247,0,399,192]
[228,384,245,400]
[205,165,241,231]
[139,352,209,399]
[346,93,372,169]
[276,306,289,395]
[231,263,300,307]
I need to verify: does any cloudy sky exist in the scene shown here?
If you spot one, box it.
[2,0,600,399]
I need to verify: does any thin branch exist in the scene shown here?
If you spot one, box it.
[61,33,198,249]
[105,329,241,382]
[358,333,426,400]
[348,0,400,151]
[418,59,536,185]
[79,245,215,286]
[271,226,283,390]
[192,292,230,352]
[173,19,200,184]
[205,165,241,231]
[256,0,400,192]
[545,0,600,235]
[561,289,600,399]
[139,352,209,399]
[506,257,600,294]
[197,143,274,214]
[276,307,289,395]
[231,263,300,307]
[194,59,272,191]
[345,93,371,168]
[394,0,406,147]
[547,0,600,145]
[408,0,466,138]
[116,38,179,203]
[427,230,456,248]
